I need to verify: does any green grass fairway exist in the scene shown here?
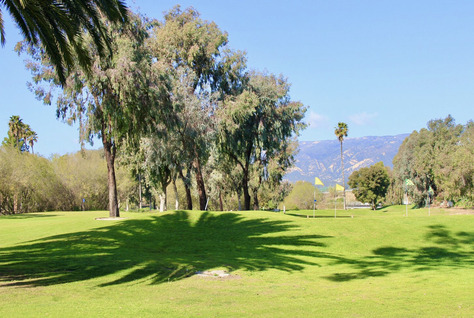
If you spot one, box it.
[0,207,472,317]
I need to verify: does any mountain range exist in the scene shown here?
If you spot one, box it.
[285,134,409,186]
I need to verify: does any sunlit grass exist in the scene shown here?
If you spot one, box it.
[0,208,472,317]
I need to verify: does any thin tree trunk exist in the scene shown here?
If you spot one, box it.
[252,173,262,210]
[173,178,179,210]
[237,192,242,211]
[253,189,259,210]
[159,190,167,212]
[104,144,119,218]
[340,141,346,210]
[13,194,18,214]
[179,166,193,210]
[195,163,207,210]
[243,166,251,210]
[193,150,207,211]
[138,173,142,209]
[219,189,224,211]
[103,134,119,218]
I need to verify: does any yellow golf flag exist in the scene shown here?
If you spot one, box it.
[335,184,344,191]
[314,177,324,186]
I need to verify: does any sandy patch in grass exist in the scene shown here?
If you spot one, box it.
[195,270,240,280]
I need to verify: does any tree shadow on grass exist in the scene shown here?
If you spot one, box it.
[0,211,333,287]
[0,213,60,219]
[285,213,352,218]
[325,224,474,282]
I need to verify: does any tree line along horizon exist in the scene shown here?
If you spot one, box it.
[0,4,472,215]
[1,113,472,214]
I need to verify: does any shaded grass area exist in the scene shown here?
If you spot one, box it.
[324,224,474,282]
[0,209,472,317]
[0,211,330,287]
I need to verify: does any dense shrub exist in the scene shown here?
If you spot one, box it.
[0,147,136,214]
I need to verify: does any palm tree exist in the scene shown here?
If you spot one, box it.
[24,126,38,154]
[335,122,348,209]
[1,0,128,84]
[8,115,24,150]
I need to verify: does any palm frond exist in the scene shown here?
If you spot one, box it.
[3,0,129,84]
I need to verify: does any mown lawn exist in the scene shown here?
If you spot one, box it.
[0,207,472,317]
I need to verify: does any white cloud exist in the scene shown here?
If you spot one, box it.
[349,112,378,126]
[307,111,329,129]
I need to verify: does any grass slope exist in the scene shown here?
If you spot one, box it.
[0,207,472,317]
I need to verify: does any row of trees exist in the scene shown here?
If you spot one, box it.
[392,116,473,207]
[0,144,295,214]
[17,6,306,216]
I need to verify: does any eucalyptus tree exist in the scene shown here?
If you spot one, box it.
[393,115,468,206]
[139,135,177,212]
[218,71,307,210]
[334,122,348,209]
[1,0,128,84]
[448,122,473,202]
[166,67,217,210]
[19,14,170,217]
[148,6,246,210]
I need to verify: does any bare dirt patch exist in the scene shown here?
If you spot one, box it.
[195,270,240,280]
[446,208,474,215]
[95,217,127,221]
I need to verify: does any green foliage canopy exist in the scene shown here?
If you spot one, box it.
[348,162,390,210]
[19,13,169,217]
[218,71,307,210]
[393,115,472,207]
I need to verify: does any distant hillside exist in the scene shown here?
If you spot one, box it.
[285,134,409,186]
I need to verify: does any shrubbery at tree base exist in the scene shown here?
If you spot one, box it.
[0,148,135,214]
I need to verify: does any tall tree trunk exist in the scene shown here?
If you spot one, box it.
[194,160,207,210]
[219,189,224,211]
[13,193,18,214]
[252,173,262,210]
[173,178,179,210]
[103,139,119,218]
[138,173,142,209]
[243,165,251,210]
[179,166,193,210]
[193,147,207,210]
[253,189,259,210]
[340,141,346,210]
[159,189,167,212]
[237,192,242,211]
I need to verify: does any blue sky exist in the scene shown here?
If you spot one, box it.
[1,0,473,157]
